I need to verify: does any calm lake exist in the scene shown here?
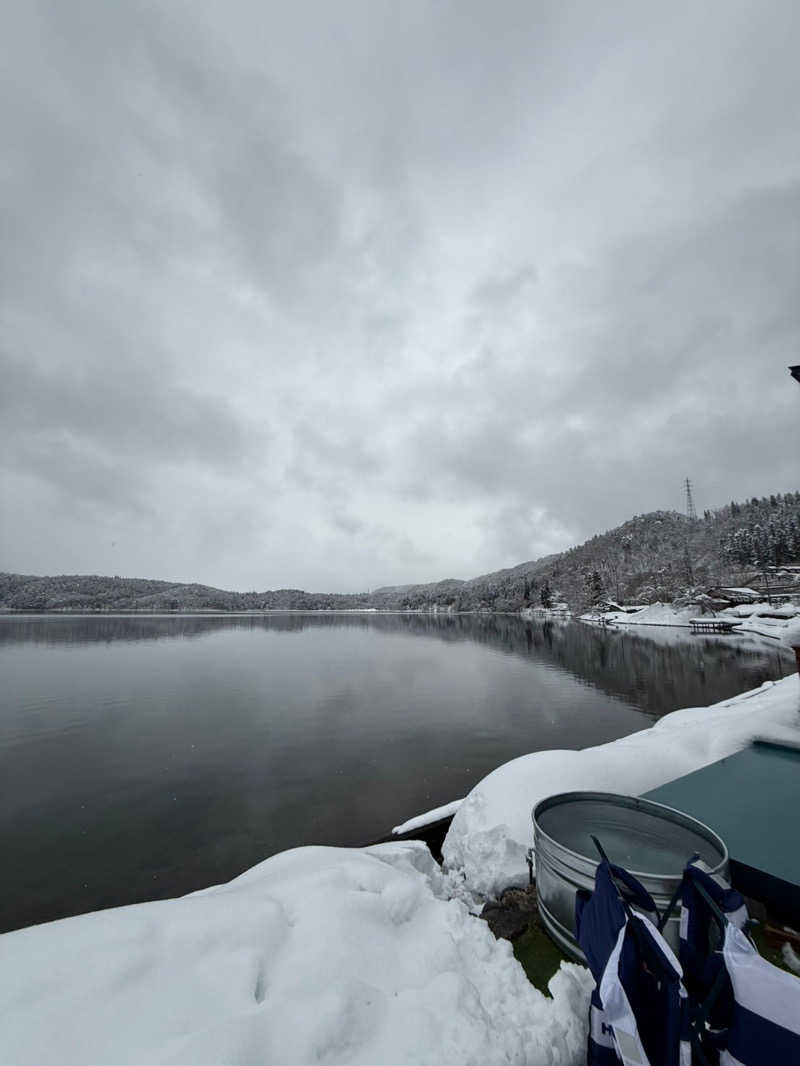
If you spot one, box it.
[1,612,794,933]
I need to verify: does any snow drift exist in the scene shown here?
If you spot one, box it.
[0,840,592,1066]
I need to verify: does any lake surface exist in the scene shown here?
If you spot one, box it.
[1,612,794,933]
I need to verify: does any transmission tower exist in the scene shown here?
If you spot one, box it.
[684,478,697,520]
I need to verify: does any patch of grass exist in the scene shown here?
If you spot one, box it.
[512,923,571,994]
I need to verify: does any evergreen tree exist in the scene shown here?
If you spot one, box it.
[585,569,605,606]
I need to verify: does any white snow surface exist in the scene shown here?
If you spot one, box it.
[720,601,800,642]
[581,600,800,637]
[0,840,592,1066]
[580,603,694,627]
[442,673,800,898]
[392,798,463,835]
[722,601,800,619]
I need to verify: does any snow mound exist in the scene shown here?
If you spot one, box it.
[719,602,800,642]
[580,603,694,627]
[723,601,800,619]
[442,674,800,898]
[0,840,592,1066]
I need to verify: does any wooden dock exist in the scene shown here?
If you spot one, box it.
[689,617,738,634]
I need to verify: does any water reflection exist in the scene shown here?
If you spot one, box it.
[1,612,791,718]
[0,613,793,932]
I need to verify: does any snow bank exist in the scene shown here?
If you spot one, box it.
[723,601,800,619]
[0,840,592,1066]
[442,674,800,898]
[581,600,800,642]
[580,603,694,627]
[719,601,800,641]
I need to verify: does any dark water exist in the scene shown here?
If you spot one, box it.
[0,613,793,932]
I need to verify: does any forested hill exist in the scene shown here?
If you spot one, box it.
[373,491,800,612]
[0,574,371,613]
[2,491,799,613]
[375,488,800,609]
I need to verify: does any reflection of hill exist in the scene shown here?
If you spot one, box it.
[522,621,794,718]
[1,614,792,719]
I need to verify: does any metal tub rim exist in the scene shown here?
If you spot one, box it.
[532,790,729,880]
[532,790,730,962]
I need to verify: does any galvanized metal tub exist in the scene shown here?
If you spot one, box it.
[533,791,729,962]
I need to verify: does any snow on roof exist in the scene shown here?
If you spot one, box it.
[0,840,592,1066]
[712,587,759,596]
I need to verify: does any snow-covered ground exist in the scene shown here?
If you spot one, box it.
[442,672,800,897]
[580,603,695,627]
[2,659,799,1064]
[719,601,800,641]
[580,599,800,641]
[0,841,591,1066]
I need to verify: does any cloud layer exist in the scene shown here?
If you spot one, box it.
[2,0,799,591]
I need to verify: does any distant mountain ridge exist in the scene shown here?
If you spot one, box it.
[0,573,371,613]
[2,491,798,613]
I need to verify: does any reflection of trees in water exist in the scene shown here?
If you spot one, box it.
[1,613,792,719]
[0,611,561,646]
[528,622,793,718]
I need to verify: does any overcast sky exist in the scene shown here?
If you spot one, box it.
[2,1,798,592]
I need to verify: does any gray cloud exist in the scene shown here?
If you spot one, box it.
[1,0,799,590]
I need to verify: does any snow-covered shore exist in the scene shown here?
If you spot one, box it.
[2,669,798,1065]
[579,599,800,638]
[0,841,591,1066]
[580,602,695,627]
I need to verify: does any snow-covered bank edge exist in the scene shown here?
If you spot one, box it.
[579,599,800,638]
[392,798,463,835]
[442,672,800,898]
[0,841,592,1066]
[579,602,694,627]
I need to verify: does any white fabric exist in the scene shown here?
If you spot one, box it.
[722,924,800,1036]
[590,1003,616,1049]
[725,1048,750,1066]
[598,922,652,1066]
[718,1053,745,1066]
